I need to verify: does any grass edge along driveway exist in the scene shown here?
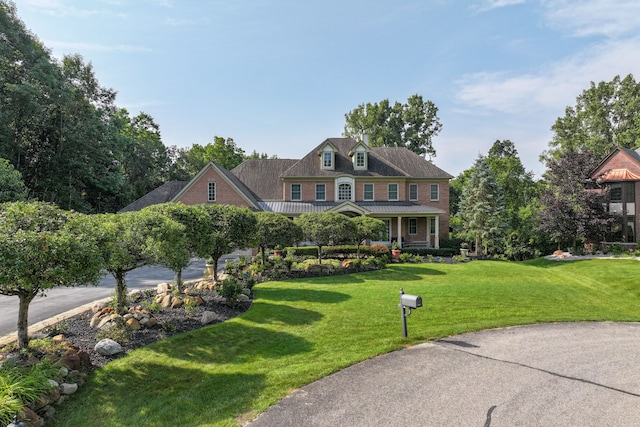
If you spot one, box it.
[52,258,640,427]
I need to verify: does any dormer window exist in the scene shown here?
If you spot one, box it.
[321,145,335,170]
[350,143,369,171]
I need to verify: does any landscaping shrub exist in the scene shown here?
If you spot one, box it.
[403,247,457,257]
[370,243,390,256]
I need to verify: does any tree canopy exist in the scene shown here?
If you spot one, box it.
[343,94,442,158]
[253,212,303,263]
[544,74,640,163]
[0,202,103,348]
[295,212,355,263]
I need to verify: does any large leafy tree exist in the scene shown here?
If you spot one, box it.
[253,212,303,264]
[0,157,27,202]
[84,210,187,313]
[544,74,640,163]
[295,212,355,264]
[351,216,386,258]
[343,94,442,158]
[143,203,215,291]
[176,136,246,176]
[200,204,257,282]
[538,150,612,250]
[458,156,508,258]
[0,202,103,349]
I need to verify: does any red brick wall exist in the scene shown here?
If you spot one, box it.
[178,168,251,207]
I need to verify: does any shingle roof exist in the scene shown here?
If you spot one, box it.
[119,181,188,213]
[259,201,446,215]
[232,159,298,200]
[280,137,452,179]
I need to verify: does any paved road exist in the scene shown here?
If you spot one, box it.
[248,322,640,427]
[0,253,242,337]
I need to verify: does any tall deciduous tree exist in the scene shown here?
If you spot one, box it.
[458,156,508,258]
[254,212,303,264]
[0,202,103,348]
[295,212,355,264]
[543,74,640,163]
[176,137,246,176]
[200,204,257,282]
[85,210,186,313]
[143,203,214,291]
[538,150,612,250]
[343,94,442,158]
[351,216,386,258]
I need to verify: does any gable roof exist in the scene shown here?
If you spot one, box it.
[119,181,188,213]
[173,162,262,209]
[281,137,453,179]
[591,147,640,181]
[232,159,299,200]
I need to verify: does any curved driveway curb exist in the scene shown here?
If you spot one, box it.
[248,322,640,426]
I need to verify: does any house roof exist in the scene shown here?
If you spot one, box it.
[119,181,188,213]
[598,168,640,182]
[259,201,446,215]
[232,159,298,200]
[280,138,453,179]
[591,147,640,179]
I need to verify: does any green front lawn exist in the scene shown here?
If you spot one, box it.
[52,259,640,426]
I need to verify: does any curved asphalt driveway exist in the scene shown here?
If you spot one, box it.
[248,322,640,427]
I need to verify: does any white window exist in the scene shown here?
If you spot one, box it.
[363,183,374,201]
[388,183,398,201]
[315,184,326,201]
[207,181,216,202]
[355,151,366,168]
[409,218,417,235]
[291,184,301,200]
[338,183,352,201]
[409,183,418,201]
[430,184,439,201]
[323,151,333,168]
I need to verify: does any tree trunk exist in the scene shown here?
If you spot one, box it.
[17,291,35,349]
[175,269,183,293]
[476,236,484,259]
[212,255,220,284]
[114,270,127,314]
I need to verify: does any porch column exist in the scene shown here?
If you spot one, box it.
[397,216,402,247]
[434,215,440,249]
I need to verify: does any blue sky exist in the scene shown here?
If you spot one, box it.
[12,0,640,177]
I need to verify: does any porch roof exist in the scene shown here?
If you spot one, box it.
[258,201,446,215]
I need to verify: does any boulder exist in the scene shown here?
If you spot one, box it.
[94,339,123,356]
[161,294,173,307]
[157,282,172,294]
[171,297,184,308]
[201,311,219,325]
[91,301,108,313]
[126,317,141,330]
[60,382,78,395]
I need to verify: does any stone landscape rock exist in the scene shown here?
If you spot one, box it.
[94,339,123,356]
[201,311,219,324]
[157,282,172,294]
[60,383,78,395]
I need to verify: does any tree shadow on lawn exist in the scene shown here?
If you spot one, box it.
[384,264,447,278]
[143,321,314,364]
[255,287,351,303]
[58,362,266,426]
[244,301,324,326]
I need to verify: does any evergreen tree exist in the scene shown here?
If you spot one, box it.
[458,155,508,258]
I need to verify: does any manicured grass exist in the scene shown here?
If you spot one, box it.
[51,259,640,426]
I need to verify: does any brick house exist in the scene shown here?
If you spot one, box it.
[121,137,453,248]
[590,147,640,244]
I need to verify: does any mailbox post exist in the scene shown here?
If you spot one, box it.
[399,288,422,338]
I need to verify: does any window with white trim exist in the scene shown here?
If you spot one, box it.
[409,218,417,235]
[430,217,436,234]
[409,183,418,201]
[291,184,301,200]
[338,183,352,201]
[430,184,439,201]
[355,152,366,168]
[388,183,398,201]
[315,184,326,201]
[207,181,216,202]
[323,151,333,168]
[363,183,374,201]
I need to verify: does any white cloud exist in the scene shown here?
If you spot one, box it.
[542,0,640,38]
[474,0,526,12]
[455,36,640,114]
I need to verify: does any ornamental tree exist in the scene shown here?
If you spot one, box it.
[351,216,386,258]
[84,210,187,313]
[143,203,215,291]
[0,202,104,349]
[295,212,355,264]
[253,212,303,264]
[200,204,257,282]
